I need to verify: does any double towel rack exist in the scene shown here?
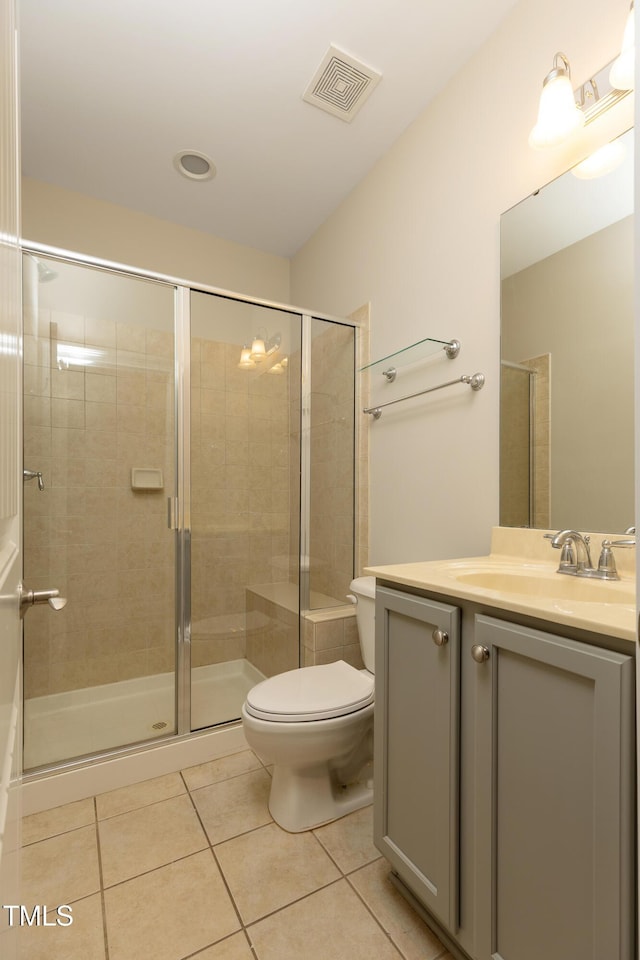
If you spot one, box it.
[363,372,485,419]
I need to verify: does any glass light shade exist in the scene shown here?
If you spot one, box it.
[571,139,626,179]
[267,362,284,375]
[238,345,256,369]
[250,337,266,361]
[529,73,584,149]
[609,8,635,90]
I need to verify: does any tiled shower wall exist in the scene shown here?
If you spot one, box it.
[499,354,550,529]
[23,270,175,699]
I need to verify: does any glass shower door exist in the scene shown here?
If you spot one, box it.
[22,253,177,769]
[307,318,356,609]
[189,291,302,730]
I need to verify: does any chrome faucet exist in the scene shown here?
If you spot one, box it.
[547,529,594,575]
[546,529,635,580]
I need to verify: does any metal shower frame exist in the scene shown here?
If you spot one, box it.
[21,240,361,772]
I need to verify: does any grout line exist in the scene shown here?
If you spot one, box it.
[21,798,98,847]
[92,796,111,960]
[312,827,383,878]
[21,819,97,848]
[96,787,189,823]
[183,762,269,796]
[180,930,253,960]
[183,779,247,932]
[242,876,346,930]
[344,867,410,959]
[99,845,211,893]
[309,829,348,875]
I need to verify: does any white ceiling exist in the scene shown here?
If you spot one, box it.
[20,0,521,258]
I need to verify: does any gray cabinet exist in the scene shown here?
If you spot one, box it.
[373,586,460,931]
[374,585,635,960]
[472,615,635,960]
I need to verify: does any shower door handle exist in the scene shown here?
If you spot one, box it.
[23,469,45,491]
[20,585,68,618]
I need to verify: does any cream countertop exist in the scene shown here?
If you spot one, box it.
[365,527,637,644]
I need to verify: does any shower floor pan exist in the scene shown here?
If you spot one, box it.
[24,658,265,771]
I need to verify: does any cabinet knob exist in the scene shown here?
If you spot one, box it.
[471,644,490,663]
[432,628,449,647]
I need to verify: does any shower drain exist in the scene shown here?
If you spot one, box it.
[152,721,168,730]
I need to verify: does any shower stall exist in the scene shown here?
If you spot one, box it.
[21,247,359,772]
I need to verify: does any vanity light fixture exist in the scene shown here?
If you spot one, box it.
[610,0,634,91]
[250,337,267,362]
[529,22,634,154]
[237,345,256,370]
[240,332,282,368]
[529,53,584,149]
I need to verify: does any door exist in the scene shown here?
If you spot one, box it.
[22,254,177,768]
[472,615,634,960]
[374,585,460,931]
[0,0,22,953]
[188,291,302,730]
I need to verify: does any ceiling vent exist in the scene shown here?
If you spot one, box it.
[303,45,381,122]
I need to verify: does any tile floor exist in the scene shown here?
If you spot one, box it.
[17,748,452,960]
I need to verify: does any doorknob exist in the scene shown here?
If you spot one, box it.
[20,586,67,618]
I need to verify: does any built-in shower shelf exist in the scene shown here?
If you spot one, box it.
[131,467,164,490]
[360,336,460,381]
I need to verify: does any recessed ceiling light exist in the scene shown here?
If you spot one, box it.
[173,150,216,181]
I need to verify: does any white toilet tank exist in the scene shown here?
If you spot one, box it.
[348,576,376,673]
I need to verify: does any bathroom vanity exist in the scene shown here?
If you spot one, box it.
[367,528,636,960]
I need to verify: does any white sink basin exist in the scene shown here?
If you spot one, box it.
[455,570,635,605]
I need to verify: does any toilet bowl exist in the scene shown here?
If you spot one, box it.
[241,576,376,832]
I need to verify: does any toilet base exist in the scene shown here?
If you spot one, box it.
[269,758,373,832]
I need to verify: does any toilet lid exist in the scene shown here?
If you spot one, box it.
[245,660,374,722]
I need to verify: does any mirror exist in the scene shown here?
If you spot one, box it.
[500,128,634,534]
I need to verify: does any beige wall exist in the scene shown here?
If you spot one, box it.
[502,217,634,532]
[22,177,290,303]
[290,0,633,565]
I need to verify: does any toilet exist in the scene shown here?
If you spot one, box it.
[241,576,376,832]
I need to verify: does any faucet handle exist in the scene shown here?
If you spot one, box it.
[596,538,635,581]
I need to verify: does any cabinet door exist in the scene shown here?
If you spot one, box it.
[472,615,634,960]
[374,586,460,931]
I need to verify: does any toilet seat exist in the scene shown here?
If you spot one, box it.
[245,660,374,723]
